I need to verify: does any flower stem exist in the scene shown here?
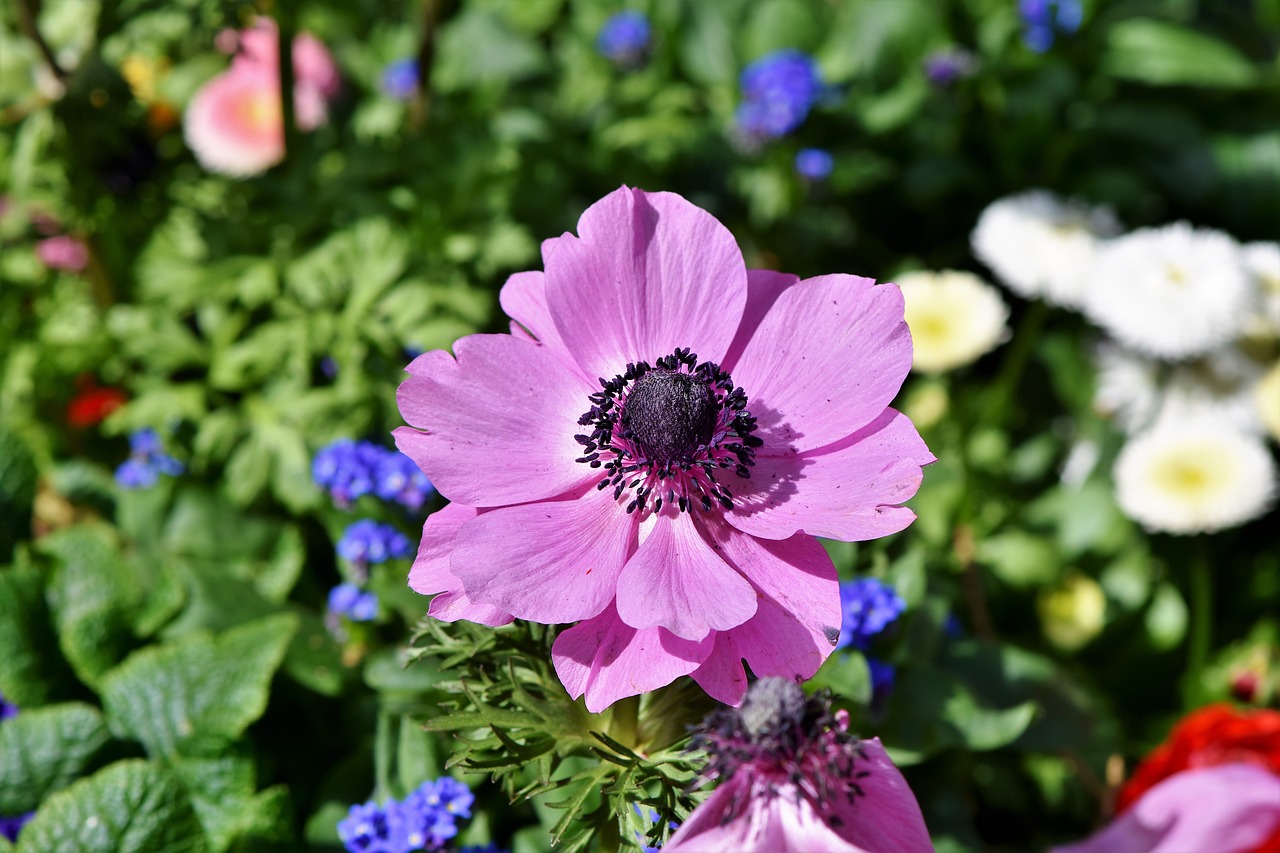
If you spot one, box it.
[1185,539,1213,703]
[374,707,394,802]
[985,300,1049,423]
[276,0,298,161]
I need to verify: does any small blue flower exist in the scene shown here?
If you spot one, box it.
[382,58,419,100]
[836,577,906,651]
[736,50,823,140]
[794,148,834,180]
[1,691,17,721]
[597,11,652,68]
[460,845,509,853]
[337,519,412,566]
[0,812,34,843]
[923,47,977,86]
[114,429,183,489]
[401,778,474,849]
[1018,0,1082,52]
[314,440,433,510]
[328,583,379,622]
[375,452,434,510]
[337,801,399,853]
[867,657,896,699]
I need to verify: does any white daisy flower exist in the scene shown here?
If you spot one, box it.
[1082,223,1252,360]
[1161,346,1267,435]
[1093,343,1162,433]
[971,190,1121,308]
[1256,361,1280,443]
[897,270,1010,373]
[1113,420,1277,534]
[1242,241,1280,341]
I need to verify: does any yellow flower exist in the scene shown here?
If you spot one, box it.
[897,270,1009,373]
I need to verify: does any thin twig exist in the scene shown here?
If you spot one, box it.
[15,0,67,81]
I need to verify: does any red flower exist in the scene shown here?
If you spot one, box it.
[67,387,126,428]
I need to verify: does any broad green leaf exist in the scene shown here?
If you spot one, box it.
[0,566,70,706]
[0,421,38,562]
[169,755,292,852]
[1146,582,1188,651]
[40,524,142,688]
[434,8,548,91]
[1103,20,1257,88]
[977,531,1060,589]
[16,759,206,853]
[101,614,297,758]
[0,703,111,814]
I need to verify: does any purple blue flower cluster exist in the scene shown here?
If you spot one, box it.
[337,519,412,568]
[596,10,651,68]
[837,577,906,651]
[313,439,434,509]
[923,47,977,86]
[114,428,184,489]
[1018,0,1082,52]
[328,582,379,622]
[735,50,823,140]
[382,58,419,100]
[794,148,834,181]
[337,777,477,853]
[1,696,33,843]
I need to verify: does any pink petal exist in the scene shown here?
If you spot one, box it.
[394,334,594,507]
[722,269,800,372]
[408,503,512,627]
[545,187,748,382]
[732,275,913,453]
[1052,763,1280,853]
[690,526,841,704]
[498,270,570,358]
[184,69,284,177]
[552,603,715,713]
[450,488,636,624]
[614,511,757,641]
[728,409,935,541]
[666,777,864,853]
[829,738,935,853]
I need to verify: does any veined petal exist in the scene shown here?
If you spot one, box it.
[829,738,935,853]
[722,269,800,372]
[1052,763,1280,853]
[545,186,748,381]
[552,603,715,713]
[732,275,913,452]
[450,488,636,624]
[499,270,575,361]
[666,779,864,853]
[691,525,840,704]
[408,502,512,627]
[615,511,757,641]
[394,334,594,507]
[728,409,935,541]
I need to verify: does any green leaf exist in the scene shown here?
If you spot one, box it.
[0,421,38,562]
[434,8,547,90]
[169,755,292,852]
[16,759,206,853]
[0,703,111,814]
[0,566,70,706]
[40,524,142,688]
[100,614,297,758]
[1102,20,1257,88]
[977,531,1060,589]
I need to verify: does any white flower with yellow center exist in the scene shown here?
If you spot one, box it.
[1256,361,1280,443]
[897,270,1009,373]
[1093,343,1162,432]
[1162,346,1267,435]
[1242,241,1280,342]
[971,190,1120,307]
[1114,421,1276,534]
[1083,223,1252,360]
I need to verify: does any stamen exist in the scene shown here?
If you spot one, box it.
[575,350,759,516]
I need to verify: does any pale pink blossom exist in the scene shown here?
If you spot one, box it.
[397,187,933,711]
[36,235,89,273]
[228,19,341,99]
[1052,763,1280,853]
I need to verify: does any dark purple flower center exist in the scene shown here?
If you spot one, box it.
[575,349,761,515]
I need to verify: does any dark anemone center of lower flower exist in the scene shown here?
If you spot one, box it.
[621,370,718,465]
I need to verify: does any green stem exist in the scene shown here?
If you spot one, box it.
[1186,540,1213,702]
[276,0,298,162]
[984,300,1049,424]
[409,0,442,130]
[374,708,395,802]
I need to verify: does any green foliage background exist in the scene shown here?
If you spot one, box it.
[1,0,1278,851]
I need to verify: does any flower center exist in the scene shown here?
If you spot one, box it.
[575,348,761,515]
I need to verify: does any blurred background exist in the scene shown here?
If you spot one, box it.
[1,0,1278,851]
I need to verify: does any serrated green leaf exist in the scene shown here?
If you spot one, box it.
[16,759,206,853]
[100,614,297,758]
[0,566,70,707]
[40,524,142,688]
[1103,20,1257,88]
[169,755,293,852]
[0,703,111,814]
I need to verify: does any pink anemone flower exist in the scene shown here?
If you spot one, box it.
[396,186,933,711]
[183,64,327,177]
[665,678,933,852]
[1052,763,1280,853]
[227,18,342,100]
